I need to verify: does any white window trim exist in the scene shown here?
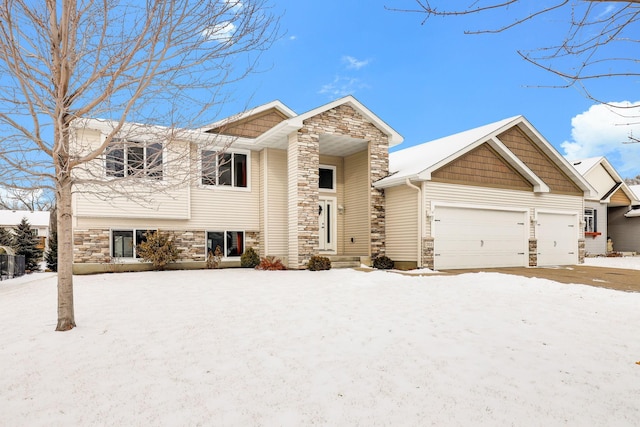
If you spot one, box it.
[199,148,251,192]
[103,138,165,181]
[206,230,246,259]
[319,164,336,193]
[110,228,157,261]
[584,207,597,233]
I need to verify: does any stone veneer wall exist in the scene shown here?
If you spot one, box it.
[246,231,260,256]
[173,231,206,262]
[422,237,435,270]
[74,229,110,263]
[290,104,389,268]
[578,238,585,264]
[288,128,319,269]
[529,239,537,267]
[73,229,259,264]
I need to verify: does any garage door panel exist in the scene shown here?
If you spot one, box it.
[434,206,528,270]
[536,212,578,266]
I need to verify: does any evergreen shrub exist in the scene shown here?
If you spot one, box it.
[373,255,394,270]
[240,247,260,268]
[308,255,331,271]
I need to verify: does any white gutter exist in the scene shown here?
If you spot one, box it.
[405,178,422,268]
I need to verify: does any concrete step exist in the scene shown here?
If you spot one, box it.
[326,256,361,269]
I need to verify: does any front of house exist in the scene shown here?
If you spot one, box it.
[71,96,402,273]
[571,157,638,255]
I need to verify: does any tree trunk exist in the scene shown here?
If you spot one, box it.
[56,173,75,331]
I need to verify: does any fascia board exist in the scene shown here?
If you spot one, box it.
[487,137,550,193]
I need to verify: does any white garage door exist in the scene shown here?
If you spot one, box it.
[536,212,578,266]
[433,206,528,270]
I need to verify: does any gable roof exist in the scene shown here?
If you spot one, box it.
[203,100,297,132]
[251,95,404,149]
[376,115,593,196]
[570,156,638,204]
[0,210,50,228]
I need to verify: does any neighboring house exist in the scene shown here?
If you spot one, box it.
[570,157,638,255]
[607,184,640,253]
[375,116,594,270]
[0,210,50,252]
[71,96,403,273]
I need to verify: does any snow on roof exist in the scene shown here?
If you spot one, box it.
[629,185,640,200]
[0,210,50,228]
[381,116,521,186]
[570,157,603,176]
[625,208,640,218]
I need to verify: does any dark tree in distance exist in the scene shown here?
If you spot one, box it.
[45,229,58,272]
[13,217,42,272]
[0,227,13,247]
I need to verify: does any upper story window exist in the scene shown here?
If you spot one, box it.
[106,139,163,180]
[201,150,248,188]
[584,208,597,233]
[319,165,336,191]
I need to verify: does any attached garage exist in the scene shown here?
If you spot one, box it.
[376,115,593,271]
[433,205,528,269]
[536,211,579,266]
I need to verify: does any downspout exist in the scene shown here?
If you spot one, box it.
[405,178,422,268]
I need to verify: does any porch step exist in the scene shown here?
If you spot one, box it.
[326,256,361,269]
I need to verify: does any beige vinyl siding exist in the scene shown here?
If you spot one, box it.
[584,201,607,255]
[188,152,260,229]
[319,155,345,254]
[423,182,584,239]
[343,150,369,255]
[386,185,419,262]
[264,148,288,257]
[75,147,260,231]
[259,149,265,254]
[585,165,617,199]
[73,131,191,220]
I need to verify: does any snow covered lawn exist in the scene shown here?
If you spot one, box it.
[1,259,639,426]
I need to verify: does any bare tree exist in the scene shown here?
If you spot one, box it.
[0,0,278,331]
[0,187,53,211]
[396,1,640,104]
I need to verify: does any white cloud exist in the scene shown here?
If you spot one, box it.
[318,76,369,98]
[202,22,236,42]
[225,0,243,12]
[289,35,297,41]
[561,101,640,177]
[342,55,370,70]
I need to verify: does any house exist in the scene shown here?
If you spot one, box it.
[0,210,50,251]
[570,157,639,255]
[607,184,640,253]
[70,96,403,273]
[374,116,594,270]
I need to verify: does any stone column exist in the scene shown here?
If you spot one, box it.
[287,131,319,269]
[422,237,435,270]
[529,238,537,267]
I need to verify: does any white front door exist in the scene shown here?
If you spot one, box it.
[319,198,336,252]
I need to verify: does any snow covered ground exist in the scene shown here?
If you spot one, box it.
[1,258,639,426]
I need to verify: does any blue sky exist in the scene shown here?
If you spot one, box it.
[220,0,640,178]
